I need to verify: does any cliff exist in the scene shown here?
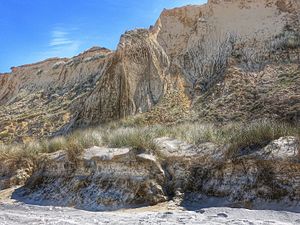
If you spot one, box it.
[0,0,299,143]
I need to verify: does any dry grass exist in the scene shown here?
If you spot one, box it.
[0,119,299,171]
[0,127,104,169]
[225,119,300,158]
[0,143,38,178]
[102,127,158,150]
[0,118,298,190]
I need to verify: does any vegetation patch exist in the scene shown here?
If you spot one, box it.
[0,118,299,181]
[225,120,300,158]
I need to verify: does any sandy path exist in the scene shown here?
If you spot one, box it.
[0,188,299,225]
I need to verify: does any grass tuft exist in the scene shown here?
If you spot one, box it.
[0,118,299,175]
[225,119,300,158]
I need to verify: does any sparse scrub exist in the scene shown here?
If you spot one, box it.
[271,28,300,51]
[102,127,160,151]
[225,119,300,158]
[0,143,38,178]
[0,142,41,163]
[154,123,218,145]
[0,128,104,167]
[235,43,268,71]
[0,118,299,168]
[40,136,67,153]
[185,31,236,92]
[0,131,10,139]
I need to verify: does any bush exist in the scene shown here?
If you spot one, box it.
[155,123,217,144]
[40,136,67,153]
[271,30,300,51]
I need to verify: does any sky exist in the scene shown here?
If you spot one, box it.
[0,0,207,73]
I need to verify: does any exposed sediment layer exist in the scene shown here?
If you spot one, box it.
[13,136,300,210]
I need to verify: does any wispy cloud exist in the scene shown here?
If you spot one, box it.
[49,30,74,46]
[40,26,82,58]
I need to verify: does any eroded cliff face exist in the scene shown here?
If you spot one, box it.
[74,30,171,127]
[14,136,300,210]
[154,0,297,61]
[0,47,112,105]
[155,0,299,83]
[0,0,299,143]
[14,147,167,210]
[0,47,112,143]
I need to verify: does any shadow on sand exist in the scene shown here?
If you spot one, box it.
[11,185,150,212]
[180,193,300,213]
[10,186,300,213]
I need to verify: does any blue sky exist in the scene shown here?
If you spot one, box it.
[0,0,207,72]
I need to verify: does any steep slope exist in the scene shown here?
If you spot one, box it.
[0,0,299,143]
[0,47,112,143]
[152,0,300,116]
[74,29,171,127]
[154,0,297,58]
[76,0,300,126]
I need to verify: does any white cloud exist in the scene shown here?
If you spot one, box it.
[44,27,81,57]
[50,30,73,46]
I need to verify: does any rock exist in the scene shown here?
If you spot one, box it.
[260,136,300,161]
[154,137,224,159]
[0,47,112,143]
[11,136,300,209]
[83,146,131,161]
[73,29,170,127]
[156,137,300,204]
[154,137,195,157]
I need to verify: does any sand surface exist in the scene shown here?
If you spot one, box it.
[0,188,299,225]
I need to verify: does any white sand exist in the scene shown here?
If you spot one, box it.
[0,201,299,225]
[0,187,299,225]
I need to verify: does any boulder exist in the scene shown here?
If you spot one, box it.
[262,136,299,161]
[154,137,224,159]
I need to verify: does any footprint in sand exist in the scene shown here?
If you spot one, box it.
[263,221,276,224]
[217,213,228,218]
[196,209,205,214]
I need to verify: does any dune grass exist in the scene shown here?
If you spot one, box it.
[224,120,299,158]
[0,119,299,169]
